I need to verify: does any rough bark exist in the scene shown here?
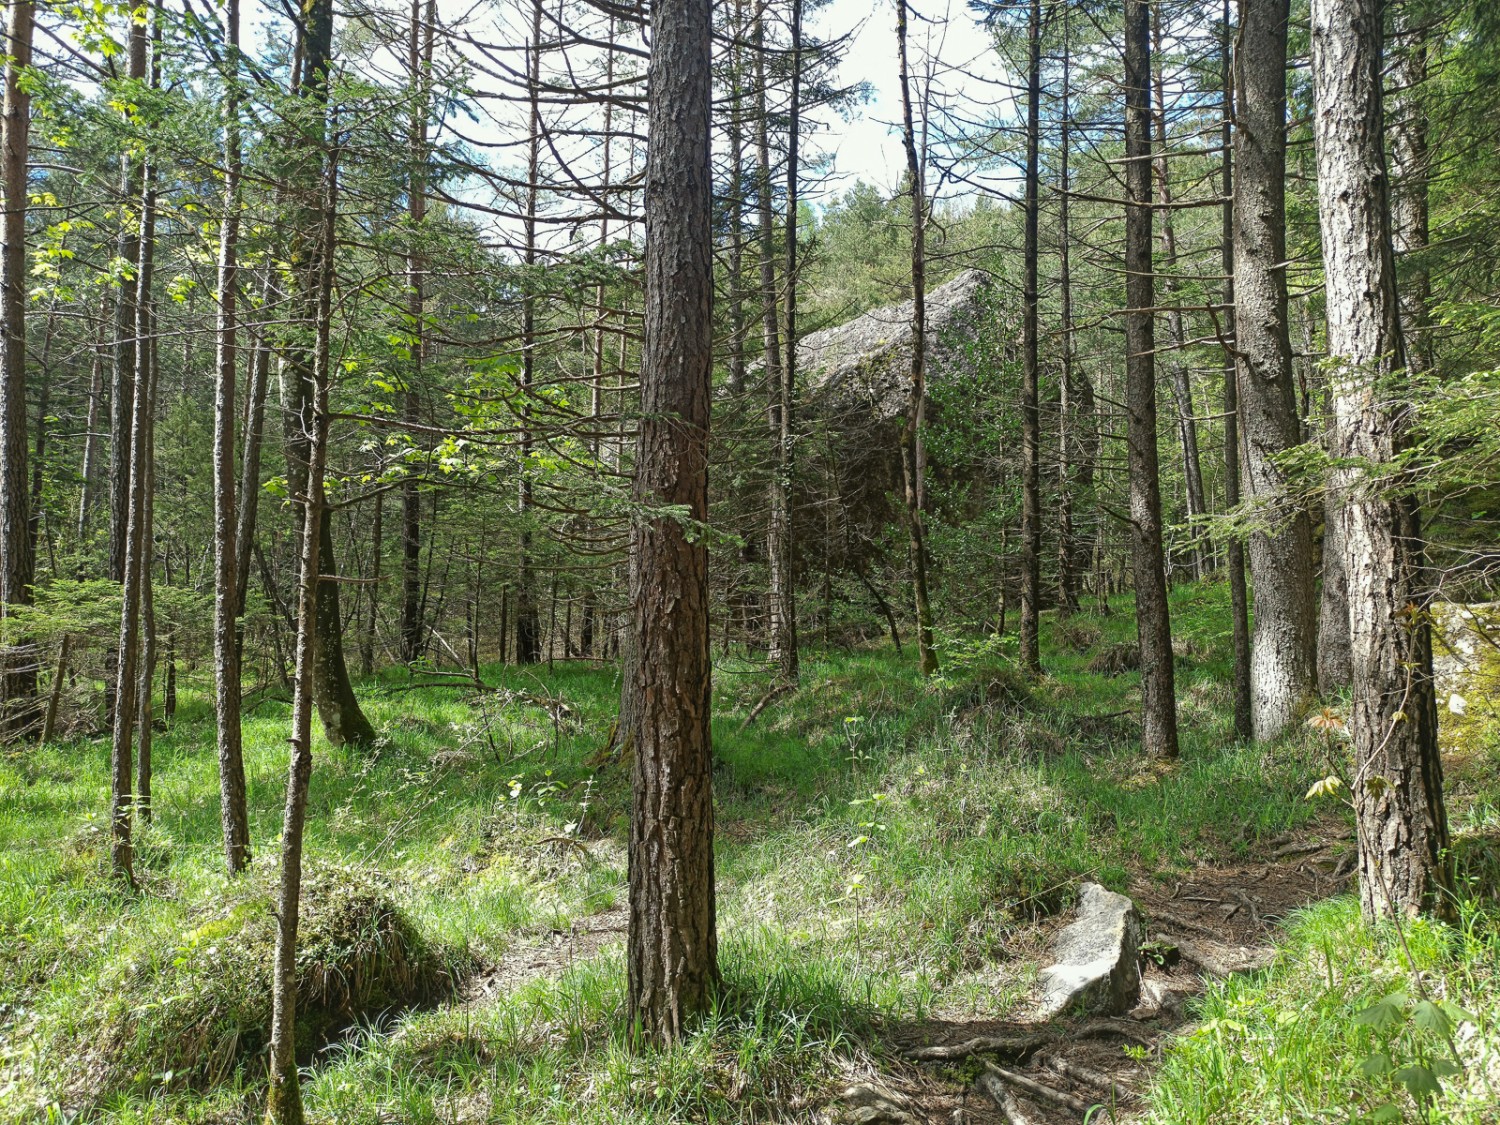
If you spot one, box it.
[1018,0,1043,673]
[896,0,938,677]
[0,0,37,732]
[1124,0,1178,757]
[1309,0,1451,919]
[266,129,337,1125]
[627,0,718,1044]
[213,0,250,873]
[1234,0,1318,741]
[1221,0,1253,739]
[1388,9,1432,376]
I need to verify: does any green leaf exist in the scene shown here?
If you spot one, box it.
[1359,1051,1393,1076]
[1412,1000,1452,1036]
[1429,1058,1461,1079]
[1393,1065,1441,1099]
[1353,992,1408,1030]
[1367,1105,1401,1123]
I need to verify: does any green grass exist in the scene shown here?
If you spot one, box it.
[3,581,1462,1123]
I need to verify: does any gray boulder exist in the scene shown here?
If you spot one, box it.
[1036,882,1144,1018]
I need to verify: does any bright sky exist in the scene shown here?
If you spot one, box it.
[809,0,1011,200]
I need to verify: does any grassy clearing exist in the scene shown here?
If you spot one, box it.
[1,581,1473,1123]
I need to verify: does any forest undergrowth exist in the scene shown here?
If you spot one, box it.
[1,583,1497,1124]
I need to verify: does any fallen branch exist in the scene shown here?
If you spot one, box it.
[974,1068,1033,1125]
[1046,1055,1137,1102]
[979,1061,1092,1116]
[1272,839,1325,859]
[738,682,793,732]
[904,1032,1053,1061]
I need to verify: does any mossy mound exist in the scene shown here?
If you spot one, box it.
[57,866,460,1102]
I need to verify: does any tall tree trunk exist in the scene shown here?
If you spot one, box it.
[896,0,938,677]
[0,0,37,733]
[1124,0,1178,758]
[1018,0,1043,673]
[725,2,746,398]
[513,0,544,666]
[1221,0,1253,739]
[1310,0,1451,919]
[1056,2,1089,617]
[109,20,147,585]
[399,0,435,666]
[266,119,338,1125]
[110,129,158,885]
[1150,20,1209,580]
[627,0,717,1044]
[752,13,795,675]
[275,3,374,749]
[1234,0,1318,741]
[213,0,250,874]
[772,0,803,682]
[135,323,157,822]
[234,270,272,622]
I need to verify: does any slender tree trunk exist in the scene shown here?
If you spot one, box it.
[110,129,158,885]
[1018,0,1043,673]
[627,0,717,1045]
[514,0,544,666]
[773,0,803,682]
[1221,0,1253,739]
[266,131,338,1125]
[1056,2,1085,617]
[275,3,374,750]
[1150,22,1209,580]
[234,271,272,627]
[1124,0,1178,758]
[0,0,37,733]
[109,20,147,585]
[896,0,937,677]
[362,488,382,676]
[213,0,250,873]
[77,313,106,541]
[135,330,157,821]
[1309,0,1451,920]
[725,2,746,398]
[1234,0,1318,741]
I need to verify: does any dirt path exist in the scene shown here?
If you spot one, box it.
[867,837,1348,1123]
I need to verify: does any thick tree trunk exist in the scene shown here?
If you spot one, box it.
[1220,0,1253,739]
[1318,487,1352,692]
[1124,0,1178,758]
[213,0,250,874]
[896,1,938,677]
[627,0,718,1045]
[0,0,37,733]
[1018,0,1043,673]
[1309,0,1451,920]
[1234,0,1318,741]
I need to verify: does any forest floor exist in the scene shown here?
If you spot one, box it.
[1,584,1498,1124]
